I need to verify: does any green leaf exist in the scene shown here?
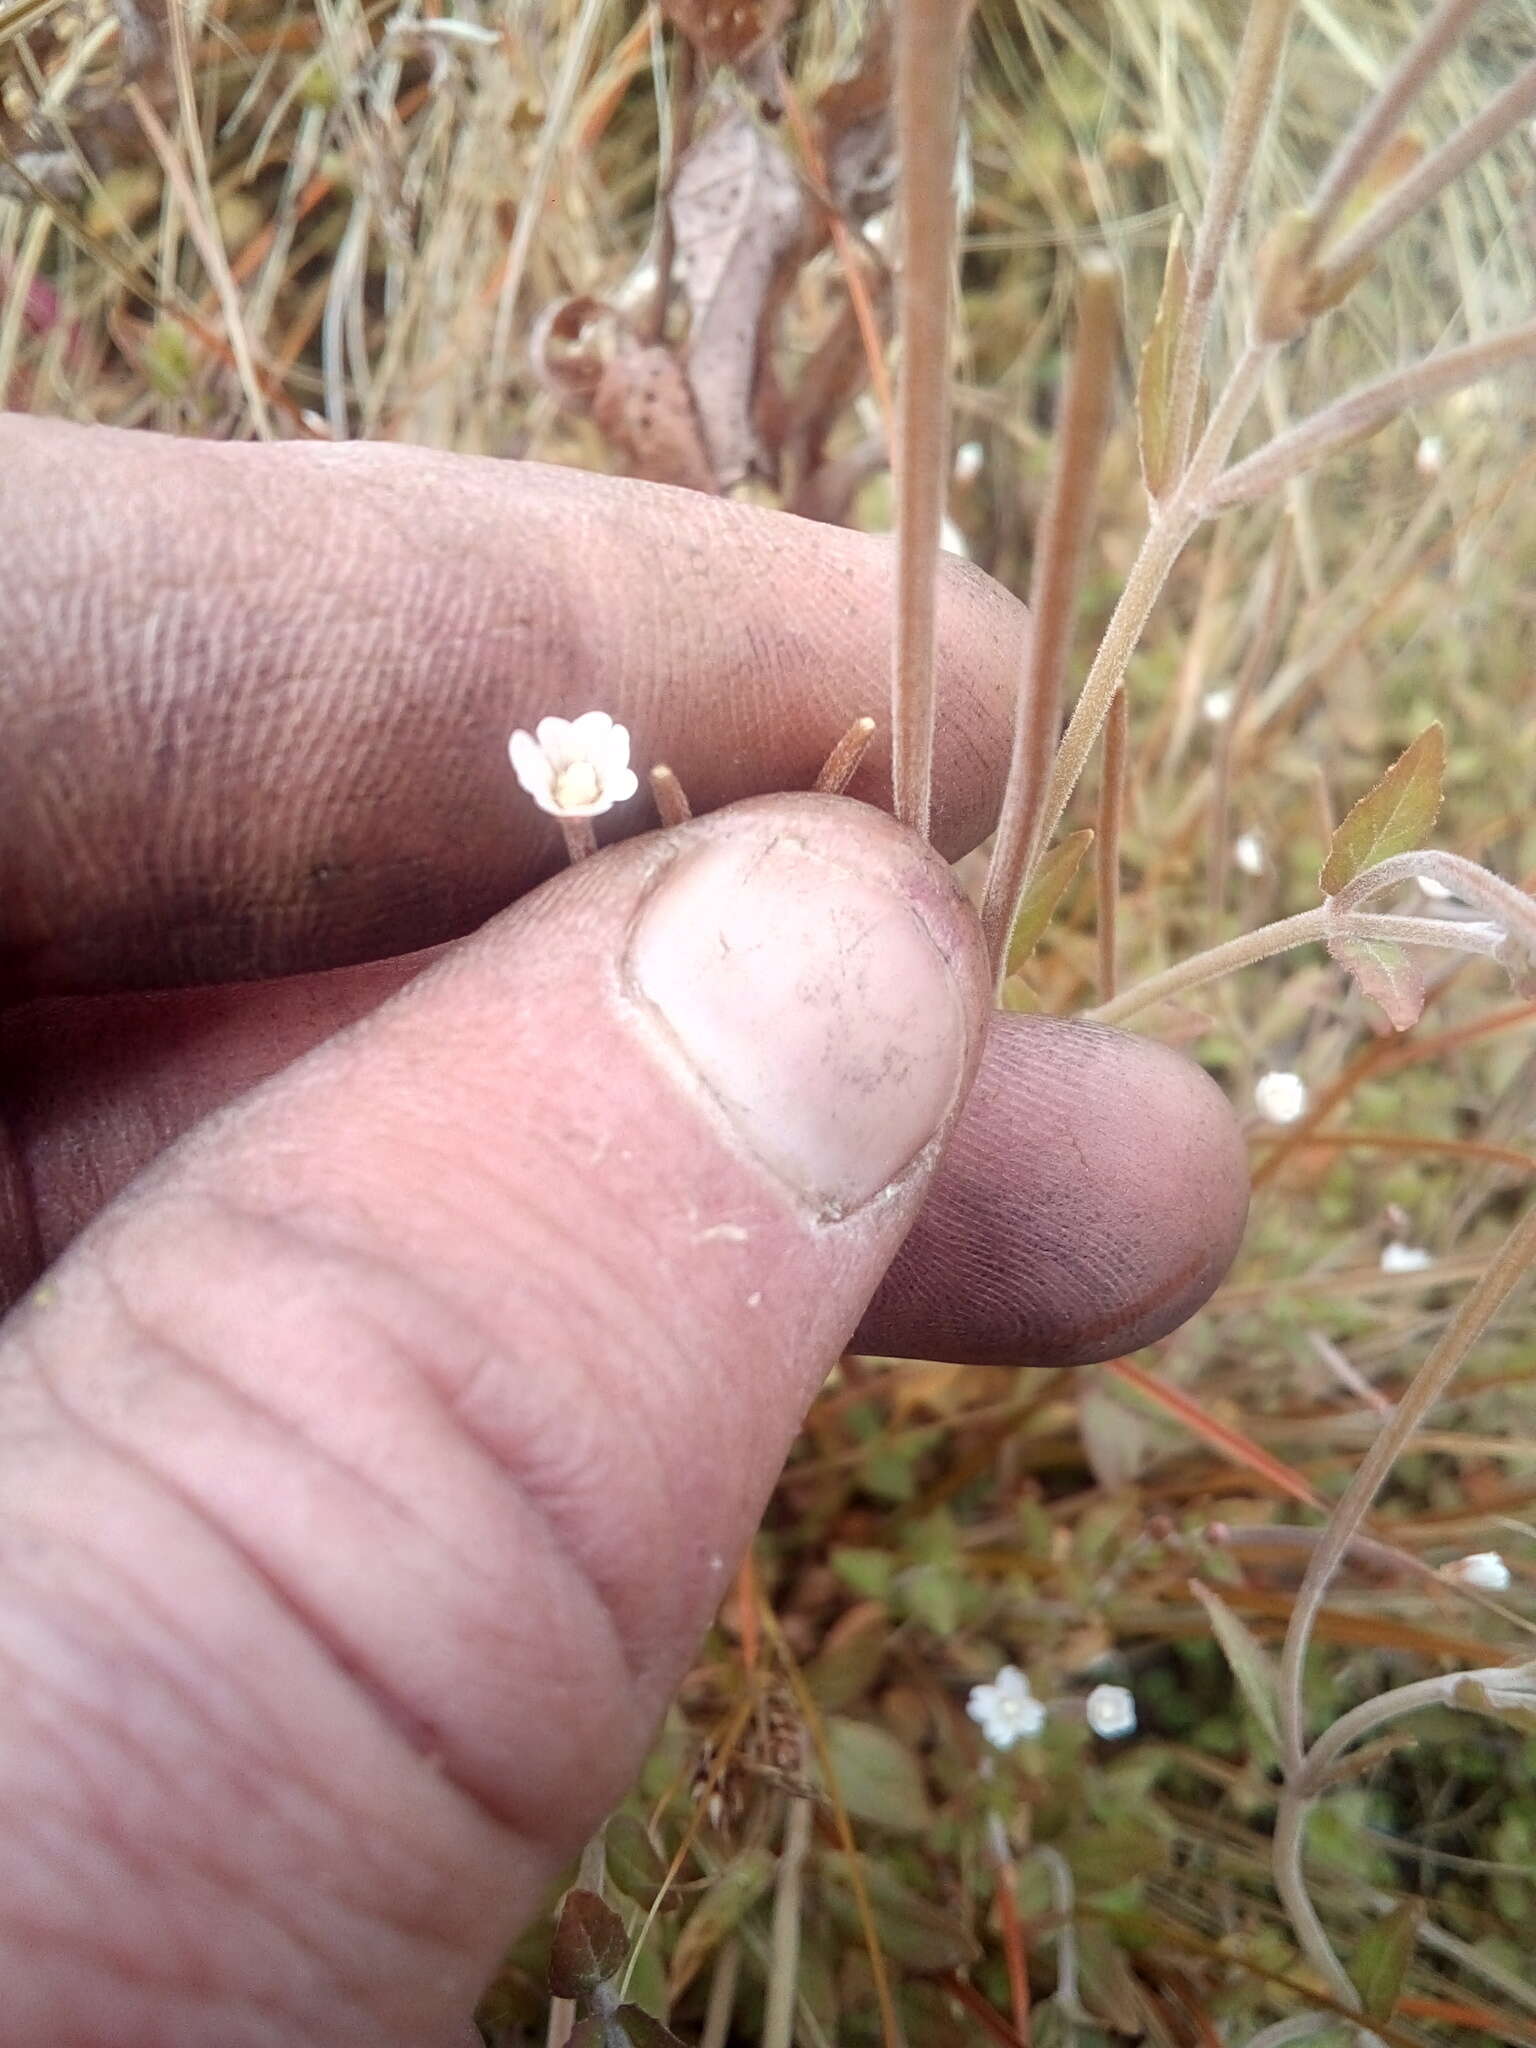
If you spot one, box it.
[1348,1898,1423,2021]
[549,1889,627,2000]
[1319,723,1445,895]
[1325,930,1426,1032]
[1137,217,1189,499]
[1006,828,1094,974]
[822,1715,933,1834]
[807,1600,889,1710]
[831,1545,895,1602]
[614,2006,689,2048]
[1189,1580,1283,1752]
[666,1847,774,1999]
[821,1853,980,1972]
[604,1814,670,1910]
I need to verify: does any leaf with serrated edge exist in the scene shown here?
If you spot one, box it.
[549,1889,628,2000]
[1320,722,1445,895]
[1189,1580,1283,1751]
[1137,219,1188,500]
[1348,1899,1422,2022]
[1326,930,1426,1033]
[1006,828,1093,975]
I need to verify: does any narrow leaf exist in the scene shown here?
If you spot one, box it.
[1137,218,1189,499]
[1326,930,1427,1032]
[1320,722,1445,894]
[1189,1579,1283,1751]
[604,1814,671,1910]
[1006,828,1093,974]
[667,1847,774,1999]
[549,1888,628,2000]
[1348,1898,1423,2022]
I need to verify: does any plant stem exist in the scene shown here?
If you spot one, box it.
[1163,0,1296,482]
[890,0,966,840]
[1305,0,1489,252]
[1300,1666,1532,1794]
[815,715,878,796]
[700,1938,741,2048]
[561,817,598,863]
[1276,1195,1536,1780]
[1095,686,1128,1002]
[1206,318,1536,514]
[981,257,1119,972]
[1332,850,1536,955]
[1317,55,1536,287]
[1272,1791,1370,2018]
[762,1789,814,2048]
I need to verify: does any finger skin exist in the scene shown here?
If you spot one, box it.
[855,1015,1250,1365]
[2,980,1249,1358]
[0,794,988,2046]
[0,415,1025,996]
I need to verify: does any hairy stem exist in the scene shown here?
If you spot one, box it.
[980,258,1119,971]
[890,0,967,839]
[1207,318,1536,514]
[1317,55,1536,287]
[1306,0,1489,252]
[1163,0,1296,481]
[1276,1196,1536,1780]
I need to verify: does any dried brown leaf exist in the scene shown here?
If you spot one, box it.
[593,339,718,493]
[671,104,806,486]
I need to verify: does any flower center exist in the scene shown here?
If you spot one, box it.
[552,760,602,810]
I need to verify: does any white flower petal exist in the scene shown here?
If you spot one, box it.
[1444,1551,1511,1591]
[1085,1683,1137,1739]
[1255,1071,1308,1125]
[607,766,640,803]
[509,728,556,804]
[1380,1241,1433,1274]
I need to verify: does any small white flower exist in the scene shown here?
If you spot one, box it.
[953,440,985,484]
[1255,1071,1308,1124]
[1415,434,1444,478]
[1380,1240,1433,1274]
[1418,874,1455,901]
[1202,687,1235,724]
[940,514,971,559]
[1443,1551,1511,1591]
[1085,1683,1137,1740]
[966,1665,1046,1750]
[508,712,639,820]
[1233,831,1265,877]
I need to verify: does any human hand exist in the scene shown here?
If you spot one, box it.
[0,416,1247,2045]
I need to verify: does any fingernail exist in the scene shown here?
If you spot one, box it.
[625,820,975,1218]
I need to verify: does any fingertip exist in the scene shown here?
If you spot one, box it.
[857,1015,1250,1367]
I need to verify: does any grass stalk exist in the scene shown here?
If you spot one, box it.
[1095,685,1128,1003]
[980,256,1118,974]
[761,1788,814,2048]
[890,0,967,840]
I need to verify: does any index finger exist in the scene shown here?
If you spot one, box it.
[1,417,1024,998]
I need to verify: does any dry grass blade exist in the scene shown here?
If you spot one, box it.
[980,256,1118,977]
[889,0,967,841]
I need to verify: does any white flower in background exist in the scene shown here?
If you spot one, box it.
[1380,1240,1433,1275]
[1255,1071,1308,1124]
[1442,1551,1511,1591]
[1418,873,1455,901]
[509,713,639,820]
[1415,434,1444,478]
[967,1665,1046,1750]
[1201,687,1235,724]
[1233,831,1265,877]
[940,515,971,559]
[1085,1684,1138,1739]
[953,440,986,484]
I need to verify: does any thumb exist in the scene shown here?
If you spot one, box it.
[0,794,986,2048]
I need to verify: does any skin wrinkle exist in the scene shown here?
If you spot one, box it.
[1,418,1019,993]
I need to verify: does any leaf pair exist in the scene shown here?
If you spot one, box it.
[549,1889,687,2048]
